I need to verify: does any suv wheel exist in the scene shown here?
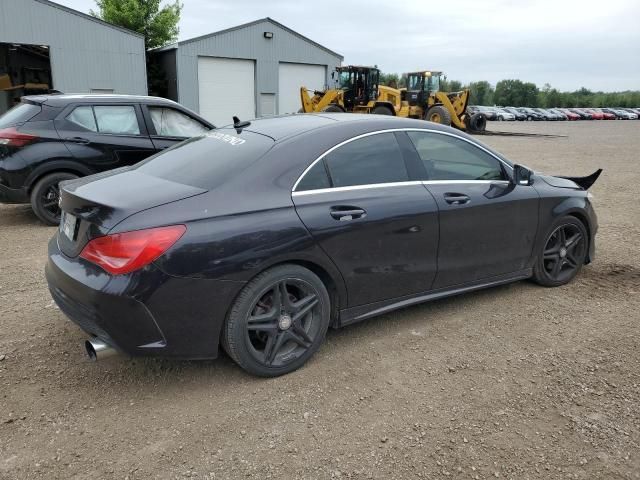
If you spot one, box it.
[30,172,78,226]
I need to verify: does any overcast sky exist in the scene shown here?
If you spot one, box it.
[57,0,640,92]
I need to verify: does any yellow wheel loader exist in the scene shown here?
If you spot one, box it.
[299,66,486,132]
[299,65,409,116]
[402,71,486,132]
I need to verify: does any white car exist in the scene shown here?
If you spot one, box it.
[491,108,516,121]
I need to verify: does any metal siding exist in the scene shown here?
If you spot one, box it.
[0,0,147,95]
[174,20,341,114]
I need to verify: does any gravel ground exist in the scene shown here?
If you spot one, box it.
[1,120,639,480]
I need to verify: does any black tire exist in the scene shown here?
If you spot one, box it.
[527,116,533,121]
[322,104,343,113]
[467,112,487,132]
[30,172,79,226]
[532,216,588,287]
[222,264,331,377]
[424,105,452,126]
[371,105,393,115]
[498,116,503,121]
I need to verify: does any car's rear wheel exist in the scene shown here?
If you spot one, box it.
[532,216,588,287]
[222,265,330,377]
[30,172,79,226]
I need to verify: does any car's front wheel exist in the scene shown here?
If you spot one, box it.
[30,172,79,226]
[532,216,588,287]
[222,265,331,377]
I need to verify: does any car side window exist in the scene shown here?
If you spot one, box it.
[66,106,97,132]
[149,107,210,137]
[407,131,506,181]
[296,161,331,191]
[323,132,409,188]
[93,106,140,135]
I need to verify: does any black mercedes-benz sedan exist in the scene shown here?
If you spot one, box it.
[45,114,600,377]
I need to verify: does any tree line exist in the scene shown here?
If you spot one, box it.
[379,74,640,108]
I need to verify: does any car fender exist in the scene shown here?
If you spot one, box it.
[24,158,93,191]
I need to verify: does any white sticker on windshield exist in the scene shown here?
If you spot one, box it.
[208,131,246,146]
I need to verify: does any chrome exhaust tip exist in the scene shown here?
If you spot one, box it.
[85,338,117,361]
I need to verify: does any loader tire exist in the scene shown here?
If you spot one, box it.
[322,104,343,112]
[467,112,487,132]
[372,105,393,115]
[425,105,452,126]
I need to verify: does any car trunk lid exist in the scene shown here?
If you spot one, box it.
[57,168,206,257]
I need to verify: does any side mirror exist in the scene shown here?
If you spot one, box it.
[513,164,533,186]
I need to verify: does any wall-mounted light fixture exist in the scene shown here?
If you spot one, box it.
[263,32,273,39]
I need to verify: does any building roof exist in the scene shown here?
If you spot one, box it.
[34,0,145,39]
[153,17,343,60]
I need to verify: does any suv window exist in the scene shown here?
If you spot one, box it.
[407,131,506,181]
[67,106,97,132]
[149,107,210,137]
[323,132,408,188]
[0,103,41,128]
[94,106,140,135]
[66,105,140,135]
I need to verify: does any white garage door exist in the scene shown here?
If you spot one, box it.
[198,57,255,127]
[278,63,326,115]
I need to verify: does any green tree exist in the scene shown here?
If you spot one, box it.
[92,0,182,96]
[92,0,182,50]
[468,81,494,105]
[494,79,539,107]
[379,72,400,88]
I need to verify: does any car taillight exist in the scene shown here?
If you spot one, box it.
[80,225,186,275]
[0,127,38,147]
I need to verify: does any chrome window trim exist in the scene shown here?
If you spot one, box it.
[291,127,513,193]
[291,179,511,197]
[292,181,424,197]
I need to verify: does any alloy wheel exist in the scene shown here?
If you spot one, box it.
[41,184,61,220]
[245,278,321,367]
[542,223,586,282]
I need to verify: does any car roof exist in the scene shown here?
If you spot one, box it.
[22,93,182,108]
[238,113,455,142]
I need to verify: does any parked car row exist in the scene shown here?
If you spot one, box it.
[469,105,640,121]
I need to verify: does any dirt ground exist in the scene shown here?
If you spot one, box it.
[1,120,639,480]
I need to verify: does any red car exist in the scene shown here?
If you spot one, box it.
[591,108,616,120]
[583,109,604,120]
[559,109,580,120]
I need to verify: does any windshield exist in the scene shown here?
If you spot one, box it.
[427,76,440,92]
[407,75,421,90]
[136,129,274,190]
[338,71,351,89]
[0,103,41,128]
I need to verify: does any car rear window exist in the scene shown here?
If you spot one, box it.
[0,103,41,128]
[135,129,274,190]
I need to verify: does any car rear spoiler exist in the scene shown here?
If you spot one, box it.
[557,169,602,190]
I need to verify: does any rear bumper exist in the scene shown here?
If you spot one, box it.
[0,183,29,203]
[45,236,245,359]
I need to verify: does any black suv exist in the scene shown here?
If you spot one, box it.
[0,94,214,224]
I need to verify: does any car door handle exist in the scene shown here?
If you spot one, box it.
[330,207,366,221]
[443,193,470,205]
[66,137,90,145]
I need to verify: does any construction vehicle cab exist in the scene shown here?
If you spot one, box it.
[401,70,485,132]
[334,66,379,111]
[300,65,400,115]
[405,70,443,107]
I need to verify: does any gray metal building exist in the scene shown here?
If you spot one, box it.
[153,18,343,126]
[0,0,147,111]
